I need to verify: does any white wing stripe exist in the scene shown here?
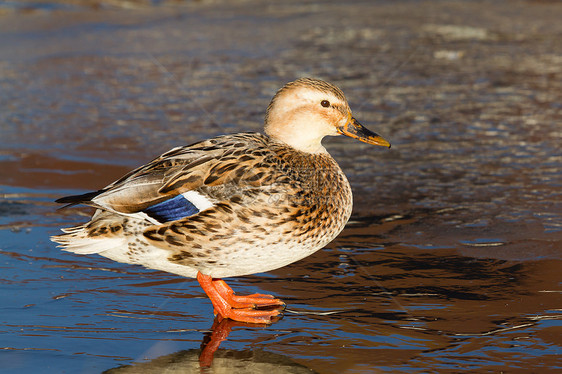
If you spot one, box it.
[182,190,214,212]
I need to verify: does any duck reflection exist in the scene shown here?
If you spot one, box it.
[199,314,281,368]
[104,315,315,374]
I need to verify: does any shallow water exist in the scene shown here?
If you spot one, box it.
[1,0,561,373]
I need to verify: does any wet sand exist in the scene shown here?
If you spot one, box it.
[1,0,561,373]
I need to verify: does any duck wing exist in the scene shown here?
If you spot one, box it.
[56,133,274,221]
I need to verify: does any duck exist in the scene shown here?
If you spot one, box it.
[51,77,390,324]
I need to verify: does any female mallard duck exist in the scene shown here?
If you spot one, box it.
[52,78,390,324]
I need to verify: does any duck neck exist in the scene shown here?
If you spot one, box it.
[265,126,329,154]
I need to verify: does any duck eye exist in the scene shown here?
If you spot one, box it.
[321,100,330,108]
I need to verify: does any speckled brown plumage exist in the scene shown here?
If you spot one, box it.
[135,135,354,277]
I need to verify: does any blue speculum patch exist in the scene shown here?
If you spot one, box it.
[144,194,199,222]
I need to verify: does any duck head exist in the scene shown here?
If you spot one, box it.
[264,77,390,154]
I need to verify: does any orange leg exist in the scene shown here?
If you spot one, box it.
[197,272,285,324]
[213,279,285,308]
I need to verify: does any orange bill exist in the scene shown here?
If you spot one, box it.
[338,116,391,148]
